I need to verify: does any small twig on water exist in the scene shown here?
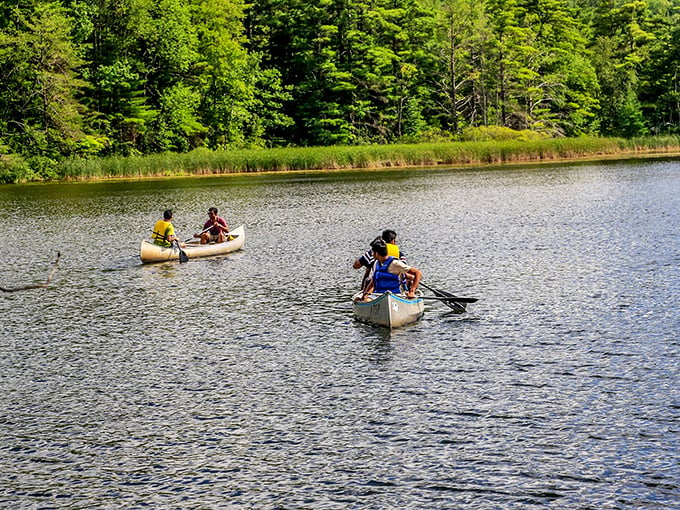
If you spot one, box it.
[0,252,61,292]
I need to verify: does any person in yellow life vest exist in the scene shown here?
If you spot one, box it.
[352,229,406,290]
[380,228,415,290]
[357,238,422,300]
[152,209,184,247]
[381,229,401,258]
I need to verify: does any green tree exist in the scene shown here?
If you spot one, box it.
[0,1,87,176]
[590,0,655,135]
[638,0,680,133]
[517,0,600,134]
[194,0,292,149]
[80,0,158,154]
[427,0,491,132]
[246,0,439,145]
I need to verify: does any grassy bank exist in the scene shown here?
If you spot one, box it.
[13,135,680,183]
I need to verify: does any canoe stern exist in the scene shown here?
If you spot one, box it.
[352,291,424,329]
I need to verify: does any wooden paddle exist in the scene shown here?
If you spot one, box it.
[419,282,478,305]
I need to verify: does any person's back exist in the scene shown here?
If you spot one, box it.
[353,230,405,290]
[373,255,402,293]
[152,210,175,247]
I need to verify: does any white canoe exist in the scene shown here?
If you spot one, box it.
[140,225,245,263]
[352,290,424,329]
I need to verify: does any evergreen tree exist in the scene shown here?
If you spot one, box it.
[590,0,655,135]
[0,1,87,176]
[638,0,680,133]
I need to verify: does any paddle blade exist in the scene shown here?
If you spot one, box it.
[420,282,477,310]
[175,241,189,263]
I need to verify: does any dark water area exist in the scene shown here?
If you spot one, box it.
[0,160,678,508]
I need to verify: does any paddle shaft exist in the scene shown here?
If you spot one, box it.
[420,281,478,304]
[421,295,477,304]
[184,227,208,243]
[184,223,227,243]
[184,229,238,244]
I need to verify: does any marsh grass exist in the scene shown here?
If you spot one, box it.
[55,135,680,181]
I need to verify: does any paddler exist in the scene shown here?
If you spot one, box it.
[357,238,422,300]
[194,207,230,244]
[152,209,185,247]
[353,229,405,289]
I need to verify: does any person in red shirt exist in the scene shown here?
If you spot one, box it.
[194,207,229,244]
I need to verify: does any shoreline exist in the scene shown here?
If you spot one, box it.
[67,148,680,184]
[4,139,680,185]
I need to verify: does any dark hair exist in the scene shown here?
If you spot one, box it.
[208,207,218,215]
[381,229,397,243]
[163,209,173,220]
[370,238,388,257]
[368,236,381,248]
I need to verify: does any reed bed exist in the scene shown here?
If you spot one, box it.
[57,135,680,181]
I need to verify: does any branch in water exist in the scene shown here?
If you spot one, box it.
[0,252,61,292]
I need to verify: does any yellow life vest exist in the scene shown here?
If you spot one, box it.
[152,219,174,247]
[386,242,400,258]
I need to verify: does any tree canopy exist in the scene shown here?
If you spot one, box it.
[1,0,678,177]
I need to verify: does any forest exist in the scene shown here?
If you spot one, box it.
[0,0,679,180]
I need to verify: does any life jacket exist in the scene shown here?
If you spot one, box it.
[152,220,174,247]
[386,243,400,258]
[373,256,402,293]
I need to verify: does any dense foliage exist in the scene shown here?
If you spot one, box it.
[0,0,678,180]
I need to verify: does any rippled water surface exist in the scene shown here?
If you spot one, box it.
[1,160,678,508]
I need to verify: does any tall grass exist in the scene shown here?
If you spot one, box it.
[53,135,680,182]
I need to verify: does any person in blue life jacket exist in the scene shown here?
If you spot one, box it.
[357,238,422,301]
[353,229,405,290]
[152,209,185,248]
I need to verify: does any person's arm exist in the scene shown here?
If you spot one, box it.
[405,267,422,298]
[353,249,373,269]
[361,266,372,290]
[166,227,186,247]
[360,279,375,300]
[217,217,229,232]
[388,259,420,297]
[166,224,177,242]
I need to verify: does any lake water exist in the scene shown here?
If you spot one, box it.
[0,159,678,508]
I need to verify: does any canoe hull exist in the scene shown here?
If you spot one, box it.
[352,291,424,329]
[140,225,245,263]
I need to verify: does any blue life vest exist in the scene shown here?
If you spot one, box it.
[374,256,402,293]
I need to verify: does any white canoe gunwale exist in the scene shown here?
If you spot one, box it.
[352,290,425,329]
[140,225,245,264]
